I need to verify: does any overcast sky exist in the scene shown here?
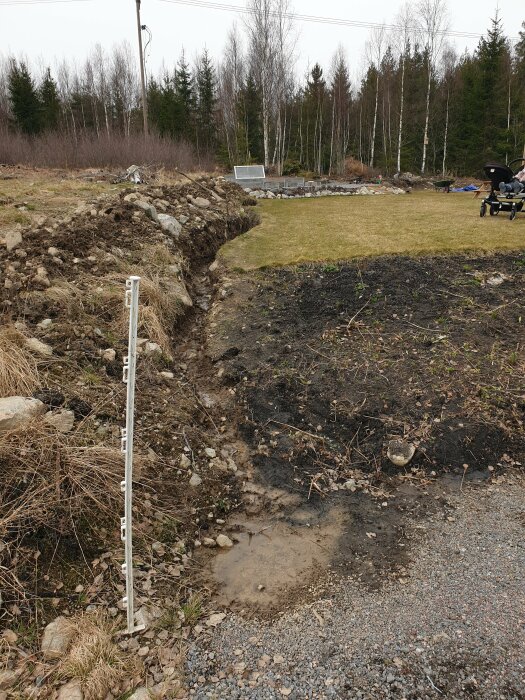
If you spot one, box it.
[1,0,522,82]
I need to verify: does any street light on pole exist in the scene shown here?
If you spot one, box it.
[135,0,149,137]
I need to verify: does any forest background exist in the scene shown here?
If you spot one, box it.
[1,0,524,176]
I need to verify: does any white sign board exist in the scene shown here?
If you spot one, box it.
[234,165,266,180]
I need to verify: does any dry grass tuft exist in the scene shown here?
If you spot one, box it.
[57,611,130,700]
[0,325,40,397]
[0,419,124,540]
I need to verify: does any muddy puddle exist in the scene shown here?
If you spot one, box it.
[212,506,345,608]
[205,481,445,612]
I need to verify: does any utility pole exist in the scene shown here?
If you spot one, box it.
[135,0,149,136]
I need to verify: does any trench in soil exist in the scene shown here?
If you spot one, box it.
[194,251,525,614]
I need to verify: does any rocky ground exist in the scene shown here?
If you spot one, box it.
[0,170,259,699]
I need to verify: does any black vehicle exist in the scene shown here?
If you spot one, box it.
[480,158,525,220]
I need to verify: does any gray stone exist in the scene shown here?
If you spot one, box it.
[180,454,192,468]
[0,669,22,690]
[0,397,46,433]
[48,246,60,257]
[44,410,75,433]
[157,214,182,239]
[191,196,211,209]
[4,230,22,252]
[143,342,162,357]
[41,616,75,660]
[189,473,203,487]
[216,534,234,549]
[101,348,116,362]
[37,318,53,330]
[128,688,151,700]
[25,337,53,356]
[57,679,83,700]
[133,200,159,223]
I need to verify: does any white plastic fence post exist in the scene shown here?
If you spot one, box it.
[121,276,142,635]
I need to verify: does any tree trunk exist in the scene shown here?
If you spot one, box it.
[370,71,379,168]
[397,56,405,174]
[104,103,110,139]
[442,89,449,176]
[421,64,432,174]
[329,97,335,176]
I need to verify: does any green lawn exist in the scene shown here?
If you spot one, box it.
[220,191,525,270]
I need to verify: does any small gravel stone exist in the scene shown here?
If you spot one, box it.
[216,534,233,549]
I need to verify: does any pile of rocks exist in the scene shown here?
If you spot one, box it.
[244,184,405,199]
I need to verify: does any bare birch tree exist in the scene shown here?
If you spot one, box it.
[218,26,245,165]
[91,44,111,138]
[392,3,413,174]
[366,26,385,168]
[110,42,139,137]
[245,0,276,169]
[417,0,448,174]
[272,0,296,175]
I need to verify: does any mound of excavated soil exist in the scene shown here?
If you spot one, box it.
[0,177,258,622]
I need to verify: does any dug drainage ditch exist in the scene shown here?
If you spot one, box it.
[1,178,524,698]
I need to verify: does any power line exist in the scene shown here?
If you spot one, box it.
[0,0,93,5]
[157,0,520,42]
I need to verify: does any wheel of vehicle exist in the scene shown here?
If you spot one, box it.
[480,203,487,217]
[489,204,497,216]
[510,204,517,221]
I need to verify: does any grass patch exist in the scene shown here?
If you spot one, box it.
[220,191,525,270]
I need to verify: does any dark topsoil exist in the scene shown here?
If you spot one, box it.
[211,252,525,498]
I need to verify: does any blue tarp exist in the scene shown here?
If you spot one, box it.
[451,184,479,192]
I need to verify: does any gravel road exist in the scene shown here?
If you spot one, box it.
[187,475,525,699]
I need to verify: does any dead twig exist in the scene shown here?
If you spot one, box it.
[346,300,371,329]
[268,420,325,442]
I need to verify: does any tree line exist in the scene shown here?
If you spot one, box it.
[1,0,524,177]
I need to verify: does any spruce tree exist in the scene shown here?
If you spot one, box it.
[303,64,328,173]
[40,68,61,131]
[241,71,263,163]
[477,14,510,160]
[196,49,217,152]
[8,61,42,135]
[175,51,194,140]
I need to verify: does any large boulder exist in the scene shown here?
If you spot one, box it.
[157,214,182,239]
[0,397,46,433]
[41,616,75,660]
